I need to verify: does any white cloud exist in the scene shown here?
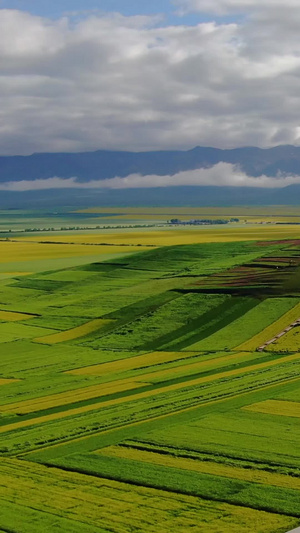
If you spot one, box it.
[1,8,300,154]
[1,163,300,191]
[174,0,300,16]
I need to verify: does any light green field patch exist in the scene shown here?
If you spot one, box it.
[0,323,55,343]
[35,318,113,344]
[38,270,101,282]
[186,298,299,351]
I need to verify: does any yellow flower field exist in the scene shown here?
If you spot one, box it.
[1,233,300,531]
[0,240,148,262]
[34,318,113,344]
[237,302,300,351]
[264,327,300,352]
[3,351,299,424]
[0,310,35,322]
[0,379,19,386]
[243,399,300,418]
[0,458,294,533]
[0,379,148,416]
[13,224,300,246]
[66,351,199,376]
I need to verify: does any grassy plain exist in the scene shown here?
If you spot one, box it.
[13,224,300,246]
[0,208,300,532]
[78,205,300,218]
[0,240,150,274]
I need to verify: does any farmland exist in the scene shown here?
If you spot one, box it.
[1,209,300,532]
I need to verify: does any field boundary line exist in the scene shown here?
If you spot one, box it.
[22,374,300,460]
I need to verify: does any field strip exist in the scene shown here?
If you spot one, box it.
[0,240,150,266]
[14,225,300,245]
[0,310,37,322]
[97,445,300,491]
[0,379,20,386]
[23,375,300,460]
[34,318,113,344]
[2,350,298,417]
[0,380,150,415]
[243,400,300,418]
[65,351,265,379]
[65,351,199,376]
[0,271,32,276]
[139,351,268,383]
[2,351,300,425]
[237,303,300,351]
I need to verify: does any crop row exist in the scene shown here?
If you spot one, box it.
[0,457,292,533]
[1,353,299,454]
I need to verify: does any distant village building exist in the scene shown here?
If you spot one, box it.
[168,218,239,226]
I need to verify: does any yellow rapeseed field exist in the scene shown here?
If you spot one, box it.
[132,352,300,388]
[3,351,299,425]
[237,302,300,351]
[264,327,300,352]
[13,224,300,247]
[0,240,149,262]
[0,379,148,416]
[0,310,35,322]
[141,351,264,383]
[35,318,113,344]
[0,458,294,533]
[0,271,32,279]
[243,399,300,418]
[67,351,273,391]
[66,351,198,376]
[0,379,19,386]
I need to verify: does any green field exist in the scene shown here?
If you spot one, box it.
[1,212,300,532]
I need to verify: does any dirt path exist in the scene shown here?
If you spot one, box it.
[257,318,300,351]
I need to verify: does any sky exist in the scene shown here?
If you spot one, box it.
[1,0,300,162]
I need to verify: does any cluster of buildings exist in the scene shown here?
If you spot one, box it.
[168,218,239,225]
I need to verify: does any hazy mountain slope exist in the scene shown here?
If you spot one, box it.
[1,145,300,183]
[1,184,300,208]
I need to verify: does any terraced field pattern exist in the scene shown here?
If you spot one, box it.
[1,238,300,532]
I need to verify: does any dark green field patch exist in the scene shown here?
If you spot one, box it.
[158,297,258,351]
[11,278,69,292]
[84,293,230,350]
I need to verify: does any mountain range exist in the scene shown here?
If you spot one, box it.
[1,145,300,206]
[1,144,300,182]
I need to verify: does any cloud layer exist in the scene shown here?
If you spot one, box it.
[1,163,300,191]
[1,6,300,154]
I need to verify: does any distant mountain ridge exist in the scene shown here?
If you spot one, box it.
[1,145,300,207]
[1,144,300,182]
